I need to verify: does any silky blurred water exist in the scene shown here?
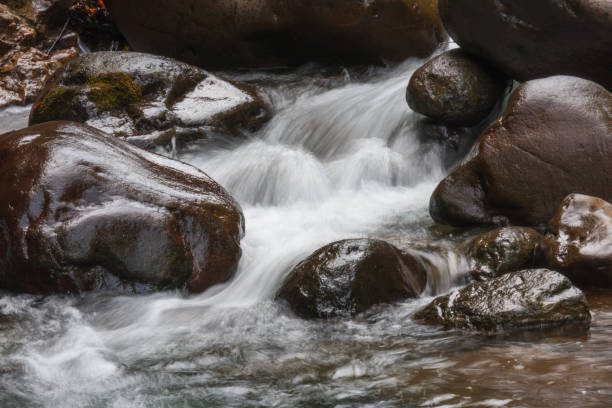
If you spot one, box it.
[0,60,611,408]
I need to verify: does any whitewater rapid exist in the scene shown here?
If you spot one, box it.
[0,58,481,407]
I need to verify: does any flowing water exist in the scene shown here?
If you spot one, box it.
[0,60,611,407]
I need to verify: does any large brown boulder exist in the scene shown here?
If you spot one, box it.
[105,0,445,69]
[277,239,428,318]
[465,227,542,281]
[29,52,270,149]
[438,0,612,90]
[407,49,507,126]
[542,194,612,289]
[0,122,244,294]
[415,269,591,331]
[430,76,612,227]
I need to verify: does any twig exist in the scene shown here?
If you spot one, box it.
[46,17,71,55]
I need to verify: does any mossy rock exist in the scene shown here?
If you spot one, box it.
[27,52,271,149]
[30,87,78,124]
[86,72,142,111]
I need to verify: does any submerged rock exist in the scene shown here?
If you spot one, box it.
[105,0,445,69]
[0,122,244,294]
[29,52,270,149]
[415,269,591,331]
[438,0,612,90]
[407,49,506,126]
[466,227,541,281]
[542,194,612,289]
[430,76,612,227]
[277,239,428,318]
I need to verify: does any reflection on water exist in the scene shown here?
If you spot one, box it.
[0,292,610,407]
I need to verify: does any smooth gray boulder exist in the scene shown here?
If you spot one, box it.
[29,52,270,149]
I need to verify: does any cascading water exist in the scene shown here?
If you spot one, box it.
[178,59,460,306]
[1,59,611,408]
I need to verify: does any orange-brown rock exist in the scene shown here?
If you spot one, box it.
[0,4,78,108]
[0,46,78,108]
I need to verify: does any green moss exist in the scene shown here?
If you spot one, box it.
[31,87,76,124]
[86,72,142,112]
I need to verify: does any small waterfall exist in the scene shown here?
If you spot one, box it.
[176,58,462,307]
[1,59,475,403]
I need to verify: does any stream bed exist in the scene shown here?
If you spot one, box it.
[0,60,611,408]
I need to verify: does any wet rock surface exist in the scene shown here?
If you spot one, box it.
[0,3,78,108]
[407,49,506,126]
[0,121,245,294]
[105,0,445,69]
[415,269,591,331]
[438,0,612,90]
[430,76,612,227]
[277,239,428,318]
[4,0,72,35]
[542,194,612,289]
[466,227,541,281]
[29,52,270,149]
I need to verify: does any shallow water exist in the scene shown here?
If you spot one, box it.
[1,60,611,408]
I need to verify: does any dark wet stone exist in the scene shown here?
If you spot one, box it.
[542,194,612,289]
[466,227,542,281]
[105,0,446,69]
[438,0,612,90]
[0,122,244,294]
[430,76,612,227]
[277,239,428,319]
[29,51,271,149]
[415,269,591,331]
[407,49,506,126]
